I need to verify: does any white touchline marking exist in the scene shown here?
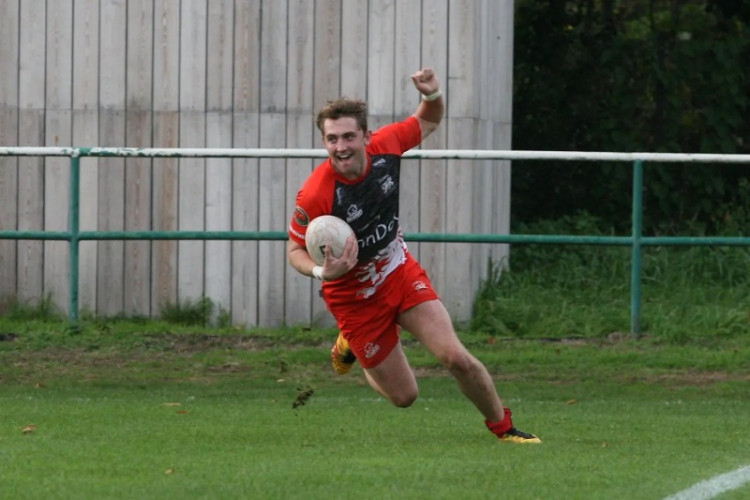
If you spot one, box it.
[664,465,750,500]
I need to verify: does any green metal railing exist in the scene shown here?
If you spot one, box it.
[2,147,750,334]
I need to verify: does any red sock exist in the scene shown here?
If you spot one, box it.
[485,407,513,437]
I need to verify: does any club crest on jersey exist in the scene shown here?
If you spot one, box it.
[293,206,310,226]
[346,204,363,223]
[364,342,381,359]
[379,175,395,195]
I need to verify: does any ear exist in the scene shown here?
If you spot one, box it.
[364,130,372,145]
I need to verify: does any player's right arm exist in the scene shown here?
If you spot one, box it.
[287,239,321,279]
[287,236,358,282]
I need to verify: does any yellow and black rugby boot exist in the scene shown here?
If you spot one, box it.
[498,427,542,444]
[331,332,357,375]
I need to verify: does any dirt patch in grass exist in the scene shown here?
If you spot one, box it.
[1,331,747,387]
[138,332,279,352]
[640,371,750,386]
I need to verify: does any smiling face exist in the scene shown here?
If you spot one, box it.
[321,117,371,180]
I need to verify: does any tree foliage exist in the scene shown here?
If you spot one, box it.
[512,0,750,234]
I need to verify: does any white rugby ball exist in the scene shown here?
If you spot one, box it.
[305,215,354,265]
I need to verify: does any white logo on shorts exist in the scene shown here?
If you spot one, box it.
[364,342,381,359]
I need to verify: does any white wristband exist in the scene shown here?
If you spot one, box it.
[421,90,442,101]
[311,265,324,281]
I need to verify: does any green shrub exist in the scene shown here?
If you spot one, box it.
[472,214,750,341]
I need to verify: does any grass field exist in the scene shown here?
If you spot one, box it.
[1,323,749,499]
[3,240,750,498]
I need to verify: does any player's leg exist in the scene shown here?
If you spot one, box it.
[398,299,504,419]
[328,295,418,406]
[361,341,418,407]
[398,299,541,443]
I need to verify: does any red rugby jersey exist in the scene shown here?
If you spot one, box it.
[289,116,422,299]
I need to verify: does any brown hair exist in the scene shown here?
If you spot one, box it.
[315,97,368,134]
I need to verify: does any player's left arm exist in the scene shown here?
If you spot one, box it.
[410,68,444,140]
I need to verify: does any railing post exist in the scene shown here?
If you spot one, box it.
[68,150,81,324]
[630,160,644,338]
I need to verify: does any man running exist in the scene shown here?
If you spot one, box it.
[288,68,540,444]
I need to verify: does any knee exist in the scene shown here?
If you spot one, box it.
[390,389,418,408]
[442,349,480,376]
